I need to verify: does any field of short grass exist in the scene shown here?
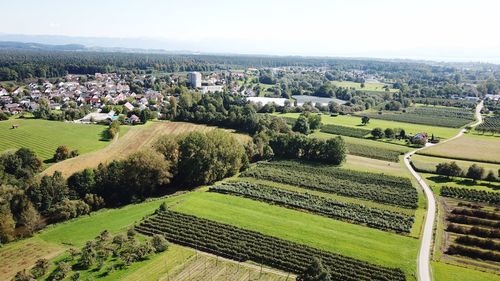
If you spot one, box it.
[411,154,500,175]
[278,112,460,139]
[331,80,398,93]
[417,134,500,164]
[432,261,499,281]
[168,191,419,279]
[0,118,116,161]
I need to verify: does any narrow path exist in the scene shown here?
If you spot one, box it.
[405,101,483,281]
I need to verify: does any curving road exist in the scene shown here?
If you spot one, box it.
[404,100,483,281]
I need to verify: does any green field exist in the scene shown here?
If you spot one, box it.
[331,80,398,93]
[411,154,500,175]
[278,112,460,139]
[168,191,419,278]
[0,118,126,161]
[432,261,499,281]
[313,131,411,153]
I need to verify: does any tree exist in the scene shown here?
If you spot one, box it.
[323,137,347,165]
[371,127,384,139]
[68,168,96,197]
[151,234,169,252]
[177,130,245,186]
[28,171,69,213]
[18,201,41,235]
[384,128,395,139]
[53,145,70,162]
[466,164,484,181]
[293,116,310,135]
[31,259,49,278]
[436,162,462,178]
[361,116,370,125]
[485,170,496,182]
[0,203,15,243]
[12,269,33,281]
[121,149,173,200]
[297,258,331,281]
[399,129,406,139]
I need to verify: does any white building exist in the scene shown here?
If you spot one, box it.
[201,85,224,94]
[188,72,202,88]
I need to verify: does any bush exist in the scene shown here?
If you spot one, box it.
[151,234,169,252]
[371,128,384,139]
[466,164,485,181]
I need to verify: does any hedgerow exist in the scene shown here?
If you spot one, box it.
[240,161,418,208]
[346,143,402,162]
[440,186,500,205]
[136,210,407,281]
[320,124,371,138]
[364,107,475,128]
[209,182,414,233]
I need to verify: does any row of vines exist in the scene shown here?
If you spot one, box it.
[240,161,418,208]
[135,210,407,281]
[209,182,414,233]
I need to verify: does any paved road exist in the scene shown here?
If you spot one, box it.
[405,101,483,281]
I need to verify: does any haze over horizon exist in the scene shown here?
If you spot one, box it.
[1,0,500,63]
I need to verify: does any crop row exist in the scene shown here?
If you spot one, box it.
[440,186,500,205]
[346,143,402,162]
[320,124,371,138]
[455,235,500,251]
[364,107,475,128]
[241,161,417,208]
[209,182,414,233]
[447,214,499,229]
[451,208,500,221]
[447,223,500,239]
[447,244,500,262]
[135,210,407,281]
[476,115,500,133]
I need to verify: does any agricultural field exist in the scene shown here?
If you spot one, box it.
[164,191,419,278]
[411,154,500,176]
[320,123,371,138]
[436,198,500,272]
[362,106,476,128]
[331,80,398,93]
[209,181,414,233]
[314,131,410,162]
[0,118,117,162]
[432,261,499,281]
[417,134,500,164]
[278,112,460,139]
[42,121,251,177]
[136,209,407,281]
[476,115,500,134]
[240,161,418,208]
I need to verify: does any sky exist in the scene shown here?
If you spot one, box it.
[1,0,500,62]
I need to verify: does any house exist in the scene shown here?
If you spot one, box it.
[123,102,134,111]
[0,89,8,96]
[127,114,141,124]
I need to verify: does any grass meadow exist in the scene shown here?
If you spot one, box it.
[417,134,500,164]
[0,118,114,161]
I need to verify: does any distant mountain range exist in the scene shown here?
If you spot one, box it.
[0,33,203,54]
[0,33,499,64]
[0,40,189,54]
